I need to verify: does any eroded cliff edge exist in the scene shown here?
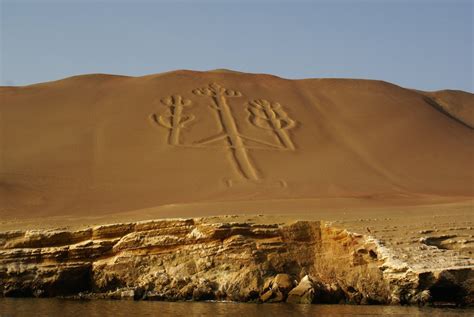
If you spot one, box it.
[0,218,472,306]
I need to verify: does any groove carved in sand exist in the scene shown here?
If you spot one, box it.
[151,83,297,181]
[247,99,296,151]
[151,95,195,145]
[193,83,259,180]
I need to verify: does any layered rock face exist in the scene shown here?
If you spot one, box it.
[0,218,472,305]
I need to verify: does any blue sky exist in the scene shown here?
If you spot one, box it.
[1,0,472,92]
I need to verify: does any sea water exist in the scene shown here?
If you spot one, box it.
[1,298,473,317]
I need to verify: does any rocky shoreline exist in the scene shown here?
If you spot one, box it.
[0,218,472,306]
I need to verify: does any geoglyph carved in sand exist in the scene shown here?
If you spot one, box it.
[247,99,296,151]
[151,83,297,181]
[151,95,195,146]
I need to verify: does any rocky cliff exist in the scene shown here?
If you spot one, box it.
[0,218,472,306]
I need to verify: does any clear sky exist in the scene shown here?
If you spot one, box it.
[1,0,472,92]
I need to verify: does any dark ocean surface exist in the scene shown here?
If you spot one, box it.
[1,298,473,317]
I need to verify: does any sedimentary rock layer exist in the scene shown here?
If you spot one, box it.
[0,218,472,305]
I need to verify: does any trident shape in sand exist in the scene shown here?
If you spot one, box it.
[152,83,297,181]
[193,83,260,181]
[247,99,296,151]
[151,95,195,145]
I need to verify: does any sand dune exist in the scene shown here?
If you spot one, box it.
[420,89,474,128]
[0,70,473,223]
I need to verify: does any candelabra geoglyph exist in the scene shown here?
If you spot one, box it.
[151,83,297,182]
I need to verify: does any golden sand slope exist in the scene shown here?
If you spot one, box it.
[0,70,473,223]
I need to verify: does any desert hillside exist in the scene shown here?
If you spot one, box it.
[1,70,473,222]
